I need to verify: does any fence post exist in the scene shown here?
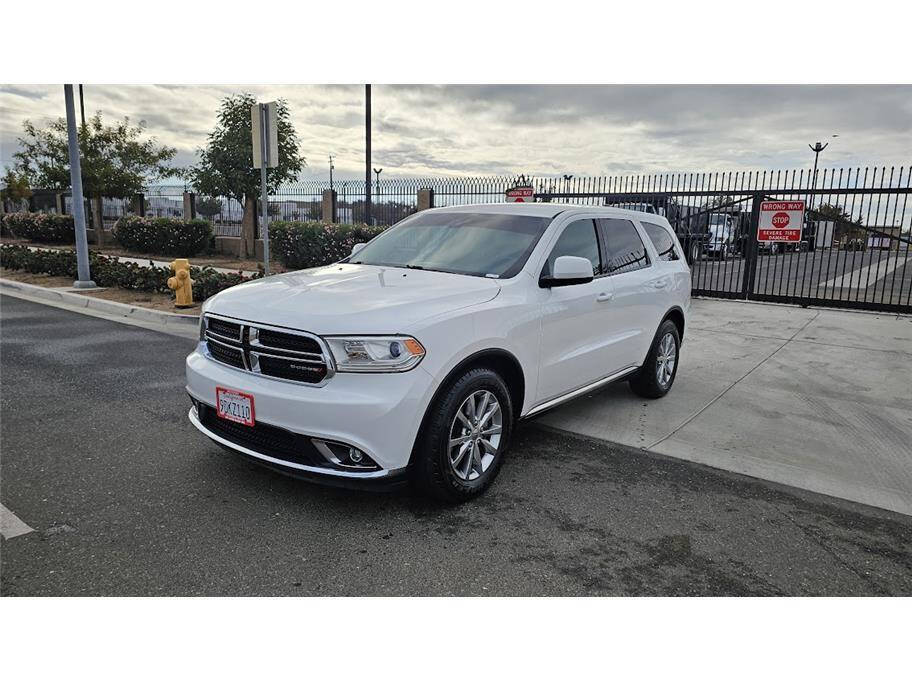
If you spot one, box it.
[133,193,145,217]
[183,192,196,220]
[741,192,763,299]
[417,188,434,211]
[322,189,337,223]
[55,192,66,215]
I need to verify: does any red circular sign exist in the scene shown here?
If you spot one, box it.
[772,212,790,228]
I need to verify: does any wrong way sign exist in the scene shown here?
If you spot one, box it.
[758,200,805,242]
[506,186,534,202]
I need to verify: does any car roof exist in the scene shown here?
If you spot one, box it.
[422,202,665,222]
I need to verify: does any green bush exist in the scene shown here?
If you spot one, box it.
[1,212,76,243]
[113,215,212,256]
[269,221,387,270]
[0,244,257,301]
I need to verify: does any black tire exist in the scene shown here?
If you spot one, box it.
[628,320,681,399]
[411,367,513,502]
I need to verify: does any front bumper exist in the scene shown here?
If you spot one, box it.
[185,343,436,480]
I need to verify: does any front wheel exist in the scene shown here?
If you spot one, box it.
[629,320,681,399]
[412,367,513,502]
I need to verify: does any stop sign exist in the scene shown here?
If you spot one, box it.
[772,212,790,228]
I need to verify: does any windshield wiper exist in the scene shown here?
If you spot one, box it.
[402,263,426,270]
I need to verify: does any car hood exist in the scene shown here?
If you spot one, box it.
[204,263,501,334]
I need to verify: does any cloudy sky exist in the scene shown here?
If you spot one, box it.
[1,84,910,182]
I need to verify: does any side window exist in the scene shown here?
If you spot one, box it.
[599,218,651,274]
[542,219,602,277]
[642,222,680,262]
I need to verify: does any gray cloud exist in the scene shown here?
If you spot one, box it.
[2,84,910,182]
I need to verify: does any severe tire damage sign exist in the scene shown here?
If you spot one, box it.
[758,200,805,242]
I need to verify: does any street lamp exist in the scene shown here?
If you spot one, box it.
[329,154,335,191]
[562,174,573,198]
[373,167,383,222]
[808,135,837,189]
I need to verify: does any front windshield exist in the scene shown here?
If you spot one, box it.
[347,211,553,278]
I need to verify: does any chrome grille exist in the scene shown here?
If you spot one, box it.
[203,314,333,385]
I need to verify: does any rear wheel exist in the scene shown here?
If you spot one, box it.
[412,367,513,502]
[629,320,680,399]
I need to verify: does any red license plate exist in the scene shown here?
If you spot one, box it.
[216,387,255,426]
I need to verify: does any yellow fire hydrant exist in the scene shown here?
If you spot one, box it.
[167,258,195,308]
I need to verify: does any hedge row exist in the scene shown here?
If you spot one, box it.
[0,244,256,302]
[1,212,76,243]
[269,221,387,270]
[0,212,212,256]
[113,215,212,256]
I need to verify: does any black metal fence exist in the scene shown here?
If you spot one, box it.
[8,167,910,312]
[538,167,912,313]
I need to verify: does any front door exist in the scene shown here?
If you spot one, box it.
[536,218,616,402]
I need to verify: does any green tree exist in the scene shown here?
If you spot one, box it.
[187,94,305,256]
[810,202,863,240]
[1,168,32,208]
[13,113,175,243]
[196,196,223,219]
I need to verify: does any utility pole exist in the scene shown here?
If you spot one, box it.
[329,154,335,191]
[64,85,95,289]
[365,84,372,226]
[78,84,86,126]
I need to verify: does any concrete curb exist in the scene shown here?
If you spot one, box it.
[0,278,200,329]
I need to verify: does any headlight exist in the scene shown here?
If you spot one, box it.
[324,335,425,373]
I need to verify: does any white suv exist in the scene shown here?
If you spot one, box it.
[186,204,690,501]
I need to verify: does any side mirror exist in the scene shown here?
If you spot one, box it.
[351,242,366,256]
[540,255,595,288]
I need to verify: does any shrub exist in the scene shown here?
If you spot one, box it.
[113,215,212,256]
[269,221,387,270]
[1,212,76,243]
[0,244,257,301]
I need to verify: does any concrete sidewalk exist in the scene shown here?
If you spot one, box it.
[538,299,912,516]
[23,245,258,277]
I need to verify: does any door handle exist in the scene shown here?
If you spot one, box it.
[596,292,614,303]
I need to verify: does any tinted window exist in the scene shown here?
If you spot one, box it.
[642,222,679,261]
[600,218,650,274]
[542,219,602,277]
[348,212,553,278]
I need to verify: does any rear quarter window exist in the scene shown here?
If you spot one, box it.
[642,222,680,262]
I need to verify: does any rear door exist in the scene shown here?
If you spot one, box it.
[596,217,662,370]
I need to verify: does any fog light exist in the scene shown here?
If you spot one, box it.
[348,447,363,463]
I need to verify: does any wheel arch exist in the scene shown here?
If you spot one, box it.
[408,348,526,466]
[661,306,686,342]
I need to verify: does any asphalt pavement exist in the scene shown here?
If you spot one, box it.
[2,294,911,596]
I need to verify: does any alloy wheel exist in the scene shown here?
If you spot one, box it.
[448,390,503,481]
[655,332,677,388]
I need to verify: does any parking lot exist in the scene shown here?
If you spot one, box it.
[2,294,911,596]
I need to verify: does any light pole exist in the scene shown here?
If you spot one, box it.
[329,154,335,191]
[808,141,828,189]
[562,174,573,197]
[64,85,95,289]
[78,84,86,126]
[373,167,382,222]
[365,84,371,226]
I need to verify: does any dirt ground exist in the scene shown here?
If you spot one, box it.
[0,238,284,274]
[0,267,200,314]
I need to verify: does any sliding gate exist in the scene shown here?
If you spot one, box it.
[538,167,911,314]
